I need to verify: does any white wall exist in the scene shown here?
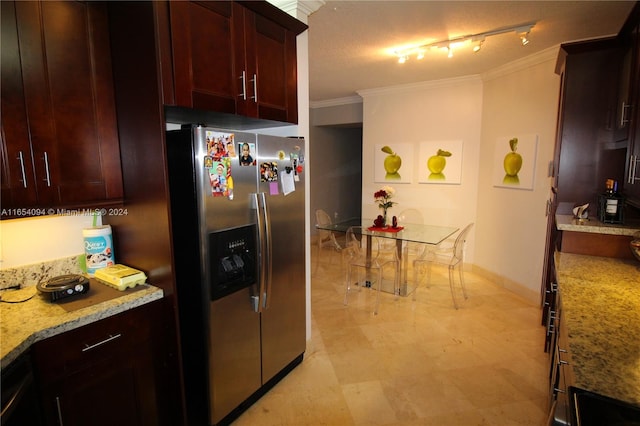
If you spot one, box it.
[358,48,561,304]
[475,48,560,303]
[359,76,483,264]
[0,214,100,268]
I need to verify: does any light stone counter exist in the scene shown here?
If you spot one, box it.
[555,252,640,405]
[0,284,163,369]
[556,214,640,236]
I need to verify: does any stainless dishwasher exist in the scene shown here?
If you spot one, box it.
[1,351,42,426]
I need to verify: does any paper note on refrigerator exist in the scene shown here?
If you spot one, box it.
[269,181,279,195]
[282,170,295,195]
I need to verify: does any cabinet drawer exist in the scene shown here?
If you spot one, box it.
[31,304,154,384]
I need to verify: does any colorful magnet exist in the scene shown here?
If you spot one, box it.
[239,142,256,166]
[260,162,278,182]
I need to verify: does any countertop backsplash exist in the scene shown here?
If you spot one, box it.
[0,255,84,290]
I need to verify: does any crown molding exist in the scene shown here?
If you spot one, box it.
[267,0,324,23]
[481,45,560,81]
[310,95,363,109]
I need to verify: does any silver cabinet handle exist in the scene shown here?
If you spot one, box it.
[81,333,121,352]
[250,73,257,102]
[56,396,64,425]
[629,155,639,184]
[17,151,27,188]
[620,102,631,127]
[558,351,569,365]
[0,371,33,420]
[42,152,51,187]
[239,71,247,100]
[546,310,556,337]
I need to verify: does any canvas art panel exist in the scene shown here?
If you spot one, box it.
[418,140,464,184]
[374,143,414,183]
[492,134,538,190]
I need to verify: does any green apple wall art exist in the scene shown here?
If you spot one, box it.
[418,140,463,184]
[375,144,414,183]
[493,134,538,190]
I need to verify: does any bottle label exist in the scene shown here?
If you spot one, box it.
[606,199,618,215]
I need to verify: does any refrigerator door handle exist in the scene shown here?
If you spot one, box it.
[254,193,272,311]
[259,192,273,309]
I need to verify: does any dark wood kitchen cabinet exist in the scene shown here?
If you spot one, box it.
[31,300,177,426]
[622,3,640,207]
[0,1,123,217]
[167,1,306,124]
[554,38,628,211]
[546,292,575,425]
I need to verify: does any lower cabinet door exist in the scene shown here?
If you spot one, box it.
[39,357,148,426]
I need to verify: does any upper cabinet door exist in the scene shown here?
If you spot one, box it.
[1,1,123,216]
[243,6,299,123]
[1,0,38,209]
[170,1,241,114]
[168,1,302,124]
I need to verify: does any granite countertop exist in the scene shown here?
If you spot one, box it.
[556,214,640,236]
[0,283,163,369]
[555,252,640,405]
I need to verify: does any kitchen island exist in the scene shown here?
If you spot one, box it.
[0,282,163,369]
[555,251,640,405]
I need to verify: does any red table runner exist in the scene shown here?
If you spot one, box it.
[367,226,404,233]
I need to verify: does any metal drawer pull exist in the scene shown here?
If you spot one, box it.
[81,333,122,352]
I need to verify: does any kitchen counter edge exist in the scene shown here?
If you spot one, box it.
[0,284,164,369]
[556,214,640,236]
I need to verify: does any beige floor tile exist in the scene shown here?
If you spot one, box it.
[232,249,549,425]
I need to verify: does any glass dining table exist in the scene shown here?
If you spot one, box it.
[315,218,459,296]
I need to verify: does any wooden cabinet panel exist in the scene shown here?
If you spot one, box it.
[623,5,640,206]
[168,0,302,124]
[0,0,37,208]
[251,9,298,123]
[170,1,239,113]
[31,301,174,426]
[555,39,627,209]
[0,1,123,216]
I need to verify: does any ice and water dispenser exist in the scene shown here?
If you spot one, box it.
[209,225,257,300]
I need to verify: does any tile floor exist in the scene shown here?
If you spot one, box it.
[233,245,550,425]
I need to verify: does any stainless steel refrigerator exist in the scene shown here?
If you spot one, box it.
[166,125,306,426]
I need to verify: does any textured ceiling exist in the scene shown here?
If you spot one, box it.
[307,1,636,103]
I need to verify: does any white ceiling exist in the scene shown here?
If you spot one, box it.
[307,1,636,103]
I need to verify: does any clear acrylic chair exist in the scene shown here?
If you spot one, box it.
[397,208,426,257]
[412,223,474,309]
[314,209,341,273]
[344,226,399,315]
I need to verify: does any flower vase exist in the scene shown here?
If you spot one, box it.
[382,209,388,227]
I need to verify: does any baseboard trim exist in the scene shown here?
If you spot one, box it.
[470,264,541,307]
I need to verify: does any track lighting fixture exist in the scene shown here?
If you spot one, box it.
[394,22,535,63]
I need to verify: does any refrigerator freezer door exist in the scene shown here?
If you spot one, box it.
[195,127,259,233]
[255,135,306,383]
